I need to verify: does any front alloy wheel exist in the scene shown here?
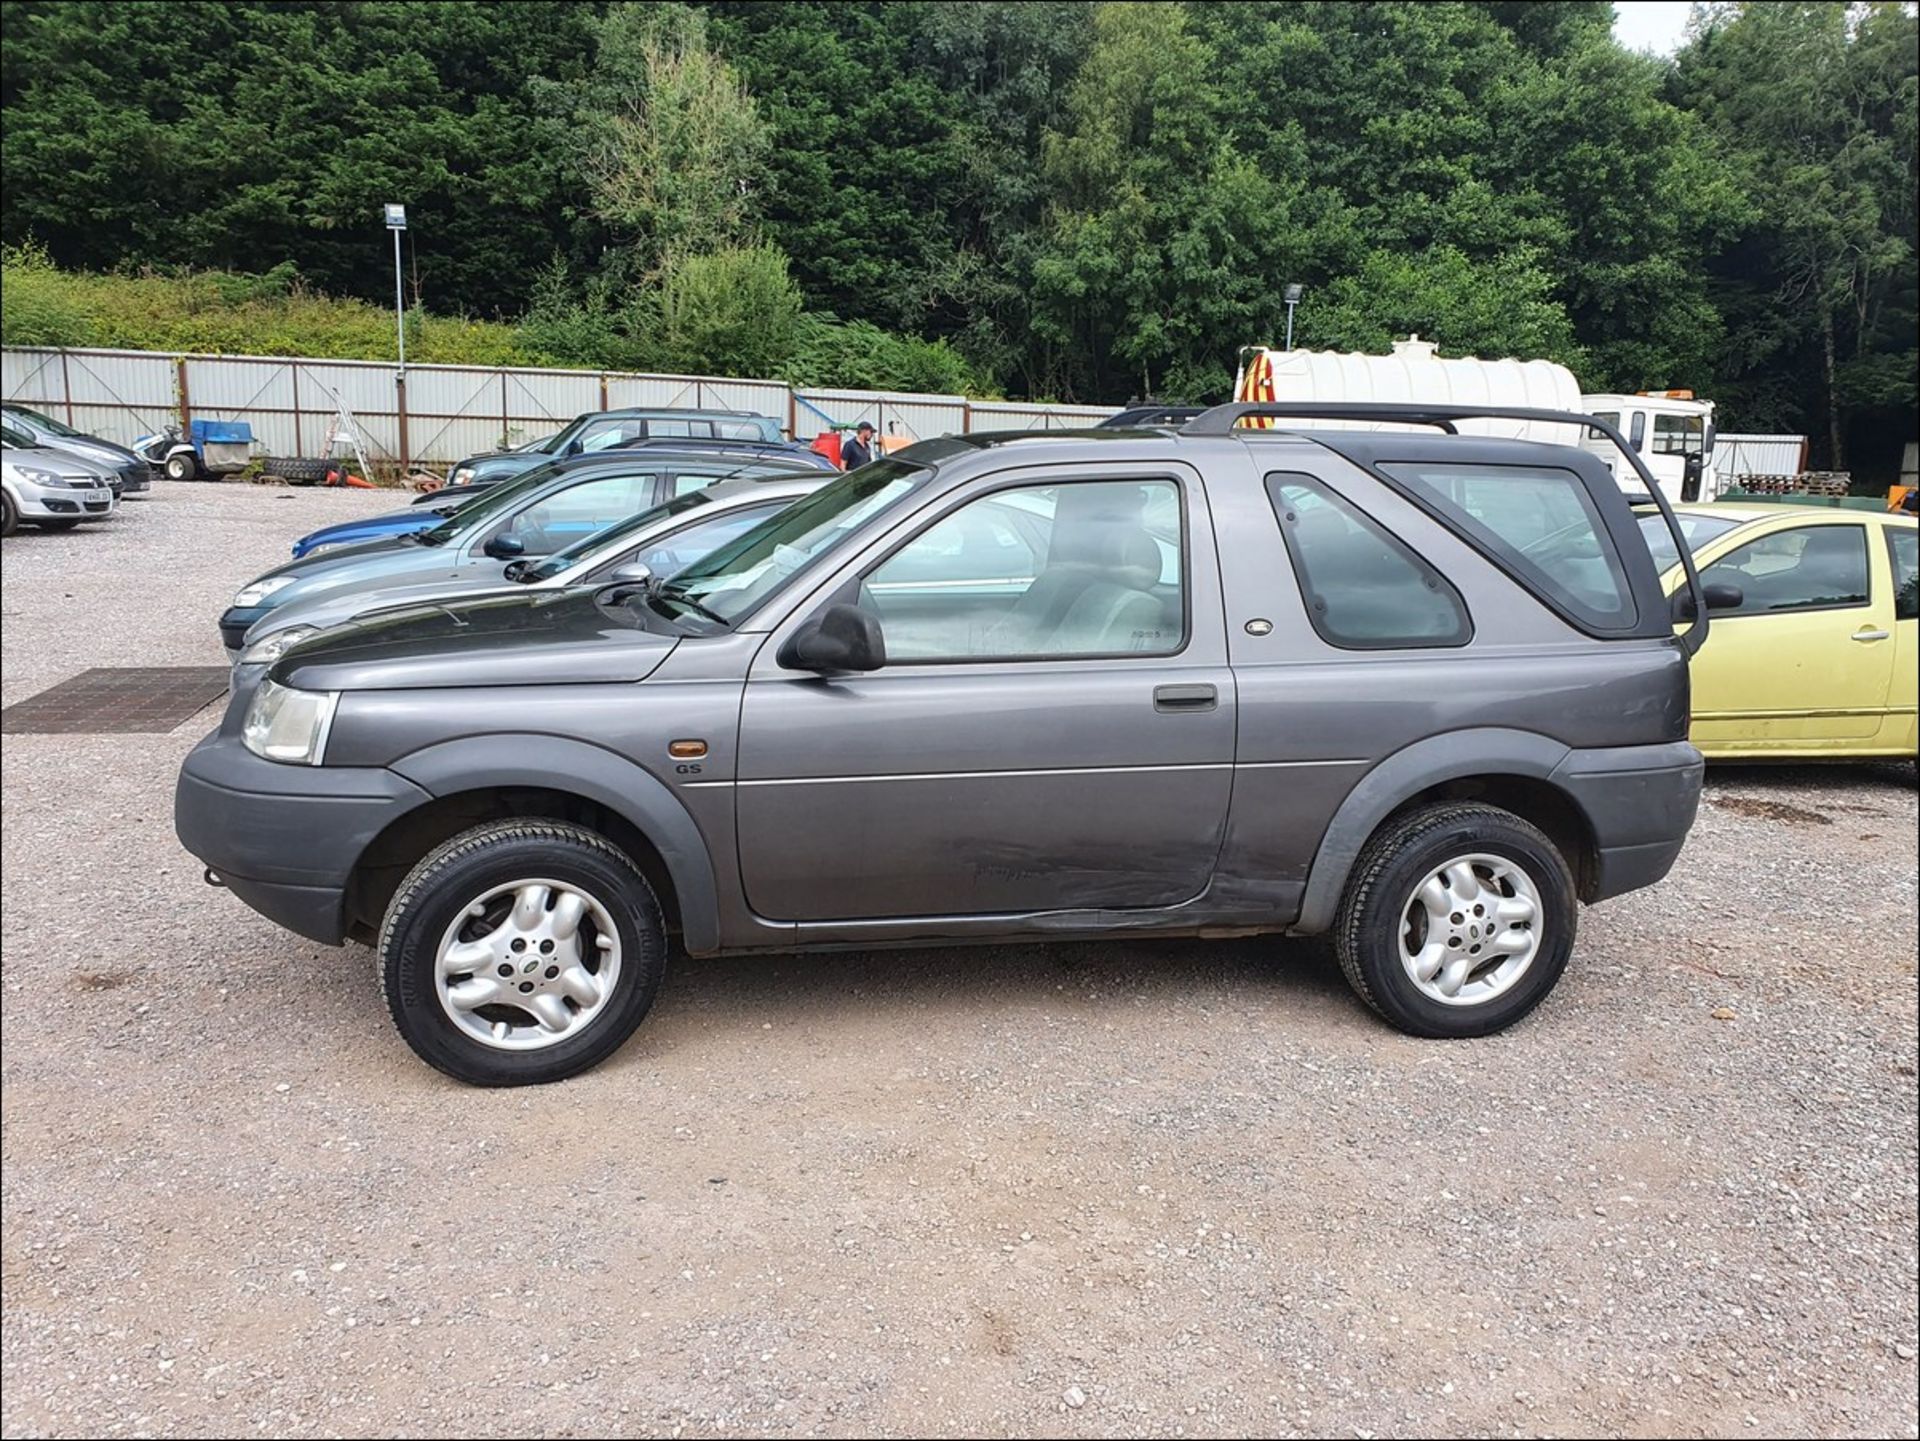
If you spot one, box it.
[380,820,666,1085]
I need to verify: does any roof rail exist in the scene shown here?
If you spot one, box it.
[1181,400,1611,436]
[1180,400,1711,658]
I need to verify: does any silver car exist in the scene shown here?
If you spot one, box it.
[2,421,120,536]
[238,474,832,664]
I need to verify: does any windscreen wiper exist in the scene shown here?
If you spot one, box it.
[650,582,729,626]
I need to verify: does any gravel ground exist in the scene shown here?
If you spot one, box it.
[3,485,1916,1439]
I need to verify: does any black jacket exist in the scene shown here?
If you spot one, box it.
[841,435,873,469]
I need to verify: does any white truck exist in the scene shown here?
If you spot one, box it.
[1232,338,1719,504]
[1577,390,1718,501]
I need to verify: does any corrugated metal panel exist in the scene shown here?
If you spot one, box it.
[968,401,1117,431]
[503,367,601,426]
[1715,434,1808,479]
[4,348,179,443]
[794,389,968,442]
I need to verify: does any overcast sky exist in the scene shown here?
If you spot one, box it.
[1613,1,1695,56]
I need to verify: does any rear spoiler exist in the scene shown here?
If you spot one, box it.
[1183,402,1708,657]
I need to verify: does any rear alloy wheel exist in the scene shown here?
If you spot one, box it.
[1334,802,1575,1038]
[379,821,666,1085]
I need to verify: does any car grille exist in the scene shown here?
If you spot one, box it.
[218,618,251,650]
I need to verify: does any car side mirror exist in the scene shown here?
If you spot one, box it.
[564,438,583,458]
[1672,581,1743,620]
[605,561,654,587]
[779,603,886,674]
[484,532,526,559]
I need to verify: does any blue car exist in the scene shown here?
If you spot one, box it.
[224,448,820,653]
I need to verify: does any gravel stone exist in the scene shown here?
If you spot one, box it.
[2,484,1916,1438]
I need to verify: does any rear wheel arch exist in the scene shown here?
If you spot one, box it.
[1296,730,1605,932]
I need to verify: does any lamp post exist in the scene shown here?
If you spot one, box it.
[1283,283,1304,351]
[383,204,409,472]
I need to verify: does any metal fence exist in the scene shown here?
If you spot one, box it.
[1,347,1120,474]
[1715,433,1810,481]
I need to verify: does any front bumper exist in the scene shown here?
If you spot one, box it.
[174,730,430,945]
[117,463,153,494]
[219,605,268,652]
[12,483,117,519]
[1551,741,1704,902]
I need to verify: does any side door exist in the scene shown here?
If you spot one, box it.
[1688,520,1892,746]
[1878,524,1919,750]
[733,464,1236,924]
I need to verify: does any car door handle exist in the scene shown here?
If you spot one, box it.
[1154,684,1217,713]
[1852,628,1891,642]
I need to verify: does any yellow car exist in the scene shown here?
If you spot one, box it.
[1646,504,1918,760]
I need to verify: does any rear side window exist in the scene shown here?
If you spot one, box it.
[1380,462,1635,630]
[1266,474,1470,649]
[1888,527,1918,621]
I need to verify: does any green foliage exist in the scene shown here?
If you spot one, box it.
[784,317,983,395]
[0,241,95,346]
[646,245,803,377]
[1,0,1914,471]
[1308,247,1585,368]
[560,3,770,280]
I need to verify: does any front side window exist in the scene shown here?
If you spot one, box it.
[503,472,659,554]
[1652,413,1705,456]
[1381,462,1634,628]
[661,461,931,625]
[1268,474,1470,649]
[861,479,1185,662]
[1701,525,1870,614]
[1888,526,1918,621]
[604,504,785,580]
[578,419,645,453]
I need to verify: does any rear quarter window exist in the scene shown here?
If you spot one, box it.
[1380,462,1636,631]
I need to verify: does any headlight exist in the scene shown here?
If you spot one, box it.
[233,574,298,608]
[241,678,338,765]
[12,467,58,487]
[240,625,320,666]
[450,466,475,484]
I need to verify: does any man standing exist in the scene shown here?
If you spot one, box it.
[840,421,875,470]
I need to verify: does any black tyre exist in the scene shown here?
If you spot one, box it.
[262,457,333,485]
[1333,802,1575,1038]
[379,820,667,1086]
[30,518,81,532]
[1,492,16,537]
[164,452,199,481]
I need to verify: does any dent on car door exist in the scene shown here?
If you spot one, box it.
[1688,522,1891,746]
[733,467,1236,925]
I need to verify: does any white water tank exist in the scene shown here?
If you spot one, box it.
[1235,337,1585,445]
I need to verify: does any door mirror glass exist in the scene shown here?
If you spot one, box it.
[779,603,886,673]
[484,532,526,559]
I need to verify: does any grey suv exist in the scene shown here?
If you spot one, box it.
[176,403,1713,1086]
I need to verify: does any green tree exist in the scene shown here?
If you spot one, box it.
[562,3,770,281]
[1677,1,1918,466]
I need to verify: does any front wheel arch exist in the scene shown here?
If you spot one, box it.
[347,735,722,952]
